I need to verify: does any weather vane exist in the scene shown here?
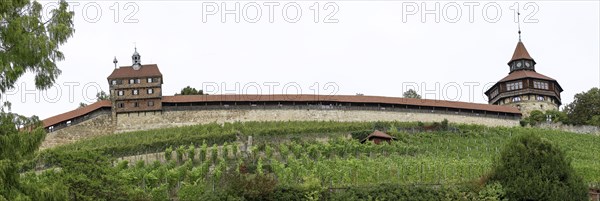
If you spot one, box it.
[517,9,522,42]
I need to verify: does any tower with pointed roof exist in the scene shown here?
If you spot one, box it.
[485,40,563,117]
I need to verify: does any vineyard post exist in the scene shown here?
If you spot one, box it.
[420,162,423,184]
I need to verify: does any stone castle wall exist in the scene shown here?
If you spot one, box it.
[115,108,519,133]
[41,113,114,149]
[42,107,519,149]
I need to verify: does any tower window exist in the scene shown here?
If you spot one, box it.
[512,96,521,102]
[506,81,523,91]
[533,81,549,90]
[132,89,139,95]
[147,88,154,94]
[136,79,141,84]
[133,102,139,107]
[490,89,498,98]
[537,96,544,101]
[111,80,117,85]
[148,101,154,107]
[118,102,124,108]
[129,79,135,84]
[118,90,124,96]
[147,78,153,83]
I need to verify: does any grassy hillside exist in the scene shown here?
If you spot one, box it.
[31,121,600,200]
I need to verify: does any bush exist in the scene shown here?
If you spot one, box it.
[164,146,173,161]
[350,130,371,141]
[519,120,528,127]
[488,133,588,201]
[440,119,449,131]
[526,110,546,126]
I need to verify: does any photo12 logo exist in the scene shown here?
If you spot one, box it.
[41,1,140,23]
[202,2,340,23]
[401,2,539,23]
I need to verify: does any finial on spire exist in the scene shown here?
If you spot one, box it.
[113,56,118,69]
[517,9,522,42]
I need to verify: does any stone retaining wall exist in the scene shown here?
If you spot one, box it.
[41,113,114,149]
[115,108,519,133]
[42,107,519,148]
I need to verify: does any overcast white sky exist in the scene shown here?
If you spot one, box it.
[3,1,599,119]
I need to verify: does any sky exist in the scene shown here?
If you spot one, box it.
[3,0,599,120]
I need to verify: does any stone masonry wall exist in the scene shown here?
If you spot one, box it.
[116,109,519,133]
[41,113,114,149]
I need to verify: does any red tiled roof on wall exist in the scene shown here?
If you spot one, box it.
[42,95,521,129]
[162,94,521,114]
[42,100,111,127]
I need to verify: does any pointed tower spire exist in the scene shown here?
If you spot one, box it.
[507,41,536,72]
[510,42,533,62]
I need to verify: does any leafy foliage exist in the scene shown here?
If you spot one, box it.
[402,89,422,99]
[523,110,568,126]
[43,150,130,201]
[564,87,600,125]
[0,112,48,200]
[0,0,75,92]
[179,86,204,95]
[96,91,109,101]
[488,133,588,201]
[20,121,600,200]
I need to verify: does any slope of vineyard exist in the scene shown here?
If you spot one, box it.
[33,121,600,200]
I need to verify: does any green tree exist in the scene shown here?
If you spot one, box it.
[402,89,421,99]
[96,91,109,101]
[0,113,49,200]
[0,1,74,199]
[0,0,75,92]
[544,110,568,123]
[563,87,600,125]
[488,133,588,201]
[589,115,600,127]
[44,150,129,201]
[79,102,87,108]
[179,86,204,95]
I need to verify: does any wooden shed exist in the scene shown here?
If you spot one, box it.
[361,130,396,144]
